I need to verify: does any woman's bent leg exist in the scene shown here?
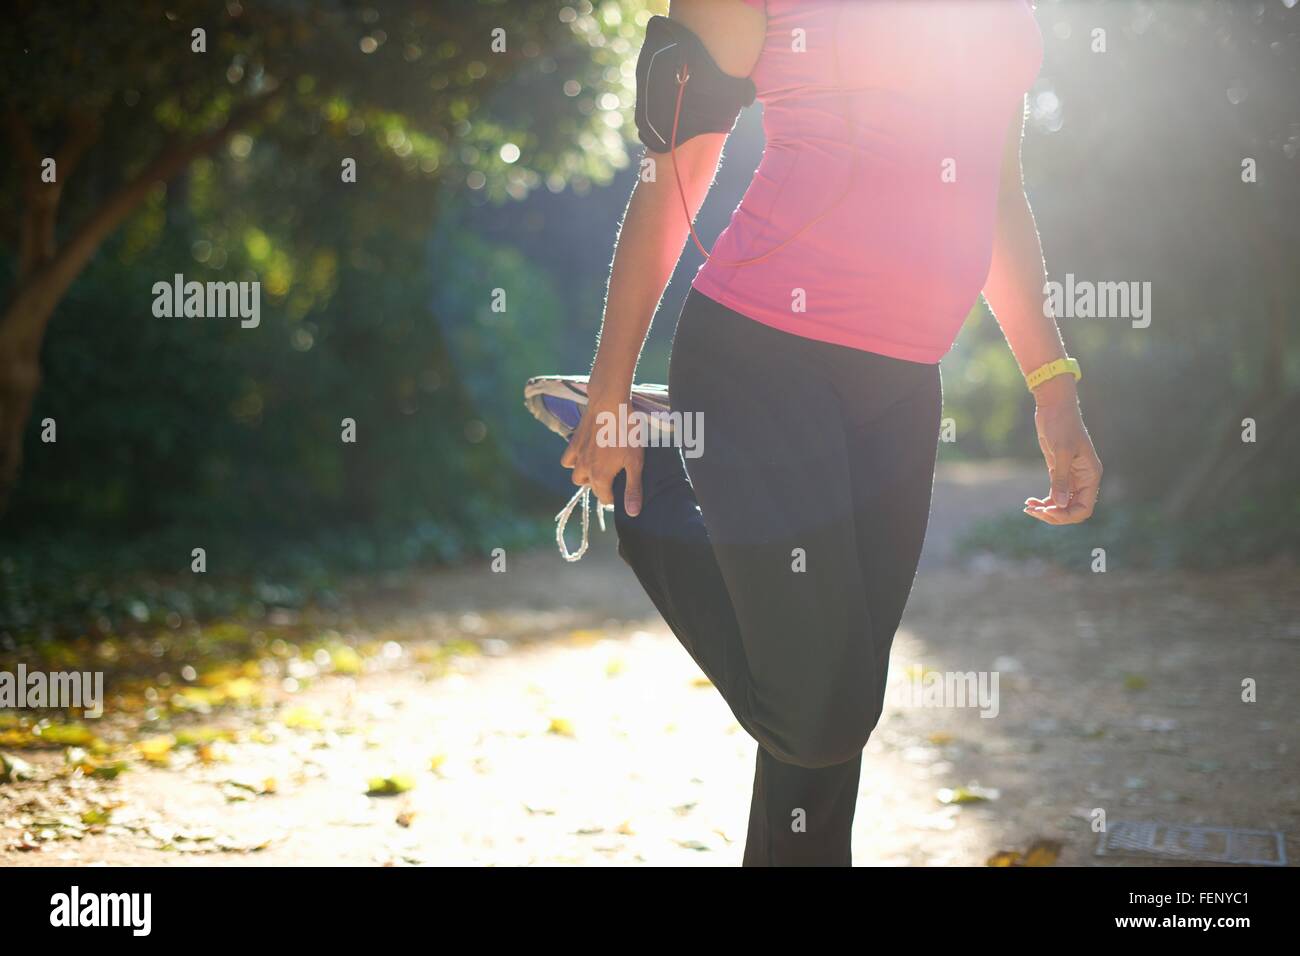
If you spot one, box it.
[611,446,758,729]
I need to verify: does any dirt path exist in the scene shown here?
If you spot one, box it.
[4,462,1297,866]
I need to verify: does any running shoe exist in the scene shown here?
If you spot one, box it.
[523,375,673,561]
[523,375,672,442]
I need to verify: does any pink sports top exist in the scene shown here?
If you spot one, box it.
[691,0,1043,364]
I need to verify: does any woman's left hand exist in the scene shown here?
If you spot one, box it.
[1025,379,1103,525]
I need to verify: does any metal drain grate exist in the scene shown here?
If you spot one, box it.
[1096,820,1287,866]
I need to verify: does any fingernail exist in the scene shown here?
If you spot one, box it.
[1053,490,1069,507]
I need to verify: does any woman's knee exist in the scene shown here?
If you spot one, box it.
[761,701,885,769]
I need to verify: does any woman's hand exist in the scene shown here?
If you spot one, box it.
[1024,377,1102,525]
[560,397,646,517]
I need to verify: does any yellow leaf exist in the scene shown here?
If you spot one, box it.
[221,677,258,701]
[136,734,177,764]
[174,726,234,747]
[367,775,415,796]
[331,646,364,675]
[1023,840,1061,867]
[199,666,239,687]
[936,785,999,805]
[171,686,220,710]
[36,723,98,748]
[282,705,324,731]
[86,760,129,780]
[0,729,35,748]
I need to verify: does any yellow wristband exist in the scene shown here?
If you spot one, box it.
[1024,356,1081,392]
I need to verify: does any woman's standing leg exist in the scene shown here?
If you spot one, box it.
[613,289,940,863]
[741,746,863,865]
[739,356,941,865]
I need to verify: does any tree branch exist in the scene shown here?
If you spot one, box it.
[1,88,283,337]
[53,107,102,184]
[5,103,45,277]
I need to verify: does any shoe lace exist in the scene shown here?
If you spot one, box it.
[554,486,612,562]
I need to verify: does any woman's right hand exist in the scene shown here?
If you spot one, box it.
[560,397,646,517]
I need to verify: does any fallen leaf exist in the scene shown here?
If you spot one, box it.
[674,840,711,852]
[936,785,1000,805]
[1024,840,1062,867]
[282,705,324,731]
[34,723,99,748]
[135,735,177,764]
[88,760,129,780]
[367,775,415,796]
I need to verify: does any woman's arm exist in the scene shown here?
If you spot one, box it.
[563,0,765,516]
[983,103,1103,524]
[585,132,726,408]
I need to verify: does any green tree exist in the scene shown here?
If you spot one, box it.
[0,0,646,508]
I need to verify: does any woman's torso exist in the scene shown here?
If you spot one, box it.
[691,0,1043,363]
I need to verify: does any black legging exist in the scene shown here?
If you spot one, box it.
[612,288,942,866]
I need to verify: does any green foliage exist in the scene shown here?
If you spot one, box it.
[0,0,647,222]
[1,1,653,634]
[1,212,556,634]
[958,484,1300,571]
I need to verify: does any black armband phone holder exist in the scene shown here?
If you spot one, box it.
[634,15,756,154]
